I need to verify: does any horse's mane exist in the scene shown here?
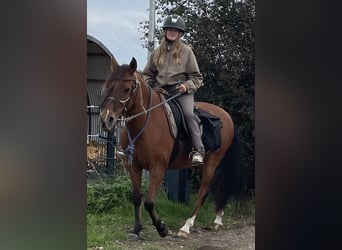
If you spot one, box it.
[135,70,169,96]
[102,63,167,98]
[134,70,146,86]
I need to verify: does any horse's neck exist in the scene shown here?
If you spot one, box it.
[126,83,154,128]
[125,85,171,150]
[133,83,151,112]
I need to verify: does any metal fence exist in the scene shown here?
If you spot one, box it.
[86,105,121,176]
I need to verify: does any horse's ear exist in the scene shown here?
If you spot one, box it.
[129,57,137,73]
[110,56,119,72]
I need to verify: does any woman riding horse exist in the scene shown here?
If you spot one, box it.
[100,55,245,238]
[143,15,205,165]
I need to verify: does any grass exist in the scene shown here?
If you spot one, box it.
[87,172,255,249]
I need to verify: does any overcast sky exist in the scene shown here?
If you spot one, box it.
[87,0,150,70]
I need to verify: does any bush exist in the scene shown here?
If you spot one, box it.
[87,175,132,214]
[87,173,149,214]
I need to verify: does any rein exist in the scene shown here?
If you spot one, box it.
[124,90,183,122]
[122,85,153,165]
[120,84,183,165]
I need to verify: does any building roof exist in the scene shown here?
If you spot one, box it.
[87,34,113,57]
[87,35,116,106]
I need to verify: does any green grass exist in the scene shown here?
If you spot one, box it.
[87,173,255,249]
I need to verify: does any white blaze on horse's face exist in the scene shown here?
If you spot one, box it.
[99,83,125,132]
[100,101,120,132]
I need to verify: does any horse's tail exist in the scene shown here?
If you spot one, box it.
[209,131,247,213]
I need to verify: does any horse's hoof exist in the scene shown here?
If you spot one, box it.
[131,224,142,235]
[213,223,223,231]
[127,233,139,241]
[176,230,189,238]
[157,223,168,237]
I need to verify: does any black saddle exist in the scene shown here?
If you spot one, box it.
[168,98,222,164]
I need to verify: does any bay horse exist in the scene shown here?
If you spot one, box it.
[100,57,245,238]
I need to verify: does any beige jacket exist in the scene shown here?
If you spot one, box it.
[142,42,203,94]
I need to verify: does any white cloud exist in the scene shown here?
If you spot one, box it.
[87,1,150,69]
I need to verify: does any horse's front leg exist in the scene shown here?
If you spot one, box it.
[144,169,168,237]
[127,167,143,236]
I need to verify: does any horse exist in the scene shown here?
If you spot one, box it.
[100,57,245,238]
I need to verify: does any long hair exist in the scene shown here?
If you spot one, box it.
[154,33,184,66]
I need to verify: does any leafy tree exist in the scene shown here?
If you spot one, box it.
[140,0,255,192]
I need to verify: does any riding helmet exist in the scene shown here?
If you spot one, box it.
[162,15,185,32]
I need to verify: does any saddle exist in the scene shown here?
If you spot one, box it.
[158,93,223,164]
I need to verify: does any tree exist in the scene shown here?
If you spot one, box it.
[140,0,255,192]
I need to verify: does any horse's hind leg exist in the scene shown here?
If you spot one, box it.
[144,170,168,237]
[177,190,209,238]
[213,209,224,230]
[177,164,216,238]
[127,167,143,236]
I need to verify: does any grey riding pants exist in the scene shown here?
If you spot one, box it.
[177,93,205,154]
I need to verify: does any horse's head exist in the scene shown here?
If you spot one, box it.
[100,57,138,132]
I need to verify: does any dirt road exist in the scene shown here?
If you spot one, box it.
[111,222,255,250]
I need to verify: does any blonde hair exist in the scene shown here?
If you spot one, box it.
[154,34,183,66]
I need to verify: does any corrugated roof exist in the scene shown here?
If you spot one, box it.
[87,34,114,106]
[87,34,113,57]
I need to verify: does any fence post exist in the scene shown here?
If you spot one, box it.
[106,131,115,175]
[164,168,190,204]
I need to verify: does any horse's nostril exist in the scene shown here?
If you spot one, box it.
[105,115,116,131]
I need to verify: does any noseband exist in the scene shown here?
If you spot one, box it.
[108,93,132,104]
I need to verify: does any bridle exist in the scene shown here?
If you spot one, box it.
[103,73,152,165]
[102,77,138,111]
[108,94,131,104]
[102,71,184,165]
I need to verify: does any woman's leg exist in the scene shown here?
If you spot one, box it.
[177,94,205,162]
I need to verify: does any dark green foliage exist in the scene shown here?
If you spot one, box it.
[87,176,130,214]
[87,175,148,214]
[140,0,255,192]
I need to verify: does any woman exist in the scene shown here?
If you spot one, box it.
[142,15,204,165]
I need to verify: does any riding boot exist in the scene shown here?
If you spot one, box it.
[187,116,205,165]
[189,116,205,165]
[189,149,204,165]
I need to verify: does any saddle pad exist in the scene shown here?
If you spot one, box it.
[159,93,177,138]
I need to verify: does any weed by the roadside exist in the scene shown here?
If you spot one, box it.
[87,173,149,214]
[87,172,255,249]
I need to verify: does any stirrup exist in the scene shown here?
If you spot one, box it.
[189,150,204,165]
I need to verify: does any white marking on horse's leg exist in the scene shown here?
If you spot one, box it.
[214,210,224,226]
[213,210,224,230]
[178,215,196,235]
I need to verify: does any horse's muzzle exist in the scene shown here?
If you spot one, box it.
[100,109,117,132]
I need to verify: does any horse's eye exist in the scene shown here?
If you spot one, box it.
[124,88,131,93]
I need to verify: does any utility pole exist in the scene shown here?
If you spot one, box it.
[147,0,155,60]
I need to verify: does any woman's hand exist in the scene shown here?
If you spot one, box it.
[176,83,187,93]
